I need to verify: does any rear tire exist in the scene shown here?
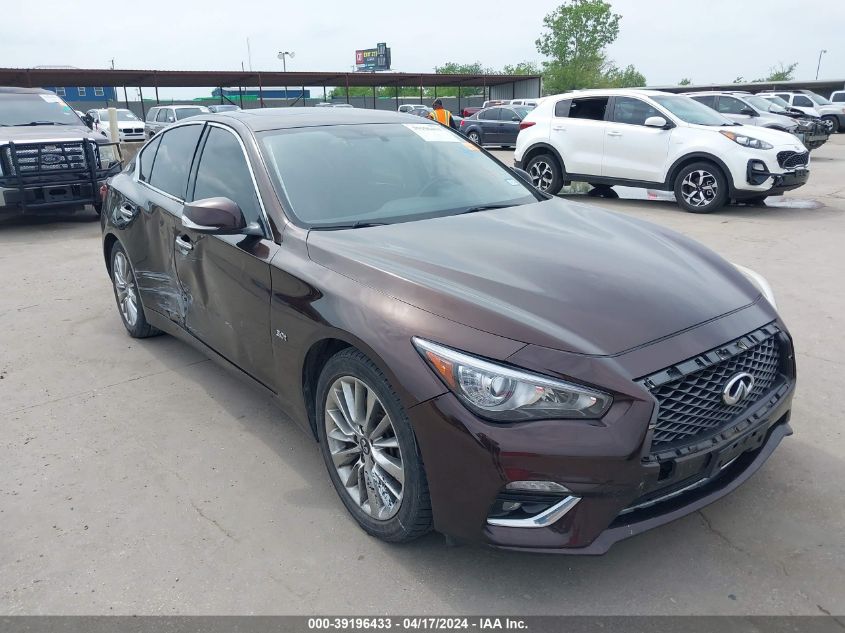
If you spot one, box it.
[467,130,482,145]
[673,161,729,213]
[525,153,564,195]
[109,242,160,338]
[822,116,840,134]
[315,348,432,543]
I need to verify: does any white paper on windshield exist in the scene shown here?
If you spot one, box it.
[404,123,461,142]
[40,94,62,103]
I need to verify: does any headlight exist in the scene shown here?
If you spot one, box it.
[412,338,612,421]
[797,120,813,130]
[720,130,773,150]
[97,143,121,168]
[733,263,777,309]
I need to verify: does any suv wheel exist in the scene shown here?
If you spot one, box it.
[315,348,432,543]
[674,162,728,213]
[525,154,563,195]
[822,116,840,134]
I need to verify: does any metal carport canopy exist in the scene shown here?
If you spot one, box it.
[0,67,539,89]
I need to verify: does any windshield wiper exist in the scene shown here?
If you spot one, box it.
[311,221,390,230]
[16,121,69,126]
[457,203,516,215]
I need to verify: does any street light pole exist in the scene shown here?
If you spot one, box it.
[816,49,828,80]
[277,51,295,105]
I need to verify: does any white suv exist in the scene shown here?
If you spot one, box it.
[514,89,810,213]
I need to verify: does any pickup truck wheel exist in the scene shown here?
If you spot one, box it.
[110,242,160,338]
[822,116,840,134]
[674,162,728,213]
[525,154,564,195]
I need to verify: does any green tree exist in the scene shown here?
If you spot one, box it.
[501,62,541,76]
[535,0,644,93]
[678,77,692,86]
[733,76,745,83]
[755,62,798,82]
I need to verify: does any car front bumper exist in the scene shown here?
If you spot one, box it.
[407,330,795,554]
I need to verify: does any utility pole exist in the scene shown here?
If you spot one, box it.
[246,38,253,71]
[109,58,114,70]
[816,49,828,80]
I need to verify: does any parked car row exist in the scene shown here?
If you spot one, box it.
[514,89,811,213]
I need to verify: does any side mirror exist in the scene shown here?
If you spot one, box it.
[644,116,669,128]
[182,197,248,234]
[740,107,758,117]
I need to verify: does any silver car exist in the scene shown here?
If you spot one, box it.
[144,105,210,139]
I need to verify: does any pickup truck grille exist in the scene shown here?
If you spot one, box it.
[777,150,809,169]
[1,141,98,176]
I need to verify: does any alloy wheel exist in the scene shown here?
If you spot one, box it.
[529,160,554,191]
[112,251,139,327]
[680,170,718,208]
[469,132,480,144]
[324,376,404,521]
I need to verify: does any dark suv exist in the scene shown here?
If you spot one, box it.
[100,108,795,553]
[0,87,122,215]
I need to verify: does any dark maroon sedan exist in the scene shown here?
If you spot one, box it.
[100,108,795,553]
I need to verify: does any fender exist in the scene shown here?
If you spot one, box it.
[518,142,567,174]
[664,152,737,196]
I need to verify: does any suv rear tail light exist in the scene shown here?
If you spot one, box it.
[460,119,465,128]
[519,121,536,131]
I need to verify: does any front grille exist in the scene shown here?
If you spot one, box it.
[777,150,809,169]
[2,141,98,176]
[642,326,783,450]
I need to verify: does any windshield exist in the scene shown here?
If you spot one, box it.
[651,95,734,126]
[259,123,539,228]
[763,95,791,109]
[175,107,207,120]
[97,109,140,121]
[744,95,782,113]
[806,92,831,106]
[0,93,83,126]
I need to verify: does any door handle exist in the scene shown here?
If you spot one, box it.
[552,125,566,131]
[175,235,194,253]
[607,130,623,137]
[118,203,135,221]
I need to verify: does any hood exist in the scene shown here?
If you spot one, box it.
[0,125,104,143]
[762,112,798,129]
[307,199,760,356]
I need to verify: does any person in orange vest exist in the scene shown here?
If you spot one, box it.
[428,99,457,130]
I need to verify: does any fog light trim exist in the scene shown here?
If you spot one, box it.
[487,496,580,528]
[505,480,571,494]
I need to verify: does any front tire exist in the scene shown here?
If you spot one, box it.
[315,348,432,543]
[822,116,840,134]
[110,242,159,338]
[674,162,728,213]
[525,153,564,195]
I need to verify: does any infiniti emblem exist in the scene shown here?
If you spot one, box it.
[723,372,755,406]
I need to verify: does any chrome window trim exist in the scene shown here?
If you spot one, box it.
[134,120,205,204]
[204,122,272,238]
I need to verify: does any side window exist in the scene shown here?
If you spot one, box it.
[147,124,203,199]
[569,97,609,121]
[156,109,170,123]
[691,95,716,108]
[610,96,662,125]
[554,99,571,117]
[501,108,519,122]
[479,108,500,121]
[833,93,845,103]
[774,93,790,101]
[78,87,86,97]
[793,95,813,107]
[192,127,261,224]
[716,96,747,115]
[138,135,162,183]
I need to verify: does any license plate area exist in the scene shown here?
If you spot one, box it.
[706,420,771,476]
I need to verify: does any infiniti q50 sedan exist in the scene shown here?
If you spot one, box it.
[100,108,796,554]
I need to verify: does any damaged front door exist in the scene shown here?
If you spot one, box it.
[173,124,278,389]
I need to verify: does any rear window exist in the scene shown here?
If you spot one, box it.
[175,107,207,120]
[690,95,716,108]
[569,97,608,121]
[554,99,571,117]
[833,93,845,103]
[147,124,203,199]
